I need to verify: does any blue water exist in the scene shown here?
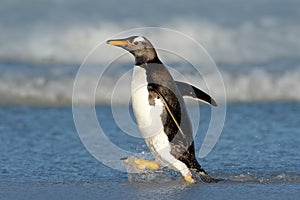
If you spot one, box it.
[0,103,299,199]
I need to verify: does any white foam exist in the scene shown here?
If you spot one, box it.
[0,67,299,106]
[1,17,299,65]
[1,1,300,106]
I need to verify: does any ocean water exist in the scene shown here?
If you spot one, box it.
[0,103,299,199]
[0,0,300,105]
[1,0,300,199]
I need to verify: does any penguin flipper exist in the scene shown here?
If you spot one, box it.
[175,81,217,106]
[147,83,186,139]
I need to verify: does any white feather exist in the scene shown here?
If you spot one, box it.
[132,36,145,43]
[131,65,190,176]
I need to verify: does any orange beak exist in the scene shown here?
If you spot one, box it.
[106,39,132,47]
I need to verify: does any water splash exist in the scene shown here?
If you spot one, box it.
[123,157,300,184]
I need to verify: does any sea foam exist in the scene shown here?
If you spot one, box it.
[0,66,299,106]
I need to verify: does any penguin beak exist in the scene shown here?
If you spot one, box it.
[106,39,132,47]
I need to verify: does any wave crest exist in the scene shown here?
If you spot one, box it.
[0,67,299,106]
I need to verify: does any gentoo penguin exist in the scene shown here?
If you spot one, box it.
[107,36,217,183]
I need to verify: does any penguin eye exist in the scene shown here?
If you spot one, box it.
[133,41,139,45]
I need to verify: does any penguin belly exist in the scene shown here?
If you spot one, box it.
[131,66,190,176]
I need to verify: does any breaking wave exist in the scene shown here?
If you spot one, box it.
[1,18,299,65]
[0,66,299,106]
[1,0,299,106]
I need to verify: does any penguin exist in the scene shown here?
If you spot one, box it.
[107,36,217,183]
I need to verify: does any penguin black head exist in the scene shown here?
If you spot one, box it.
[107,36,161,65]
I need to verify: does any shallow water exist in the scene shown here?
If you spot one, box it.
[1,182,300,200]
[0,103,299,199]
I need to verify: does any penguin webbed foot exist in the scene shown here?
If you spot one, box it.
[183,172,196,184]
[121,157,160,170]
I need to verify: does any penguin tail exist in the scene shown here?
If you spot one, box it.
[192,164,221,183]
[194,169,219,183]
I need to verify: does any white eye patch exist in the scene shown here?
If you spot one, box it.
[133,36,145,43]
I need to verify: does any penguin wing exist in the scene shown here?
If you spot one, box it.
[175,81,217,106]
[148,83,187,140]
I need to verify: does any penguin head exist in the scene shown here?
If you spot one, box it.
[107,36,160,65]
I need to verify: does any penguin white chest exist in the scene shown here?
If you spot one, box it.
[131,66,169,150]
[130,65,191,176]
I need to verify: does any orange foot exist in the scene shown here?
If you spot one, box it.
[183,172,196,184]
[121,157,160,170]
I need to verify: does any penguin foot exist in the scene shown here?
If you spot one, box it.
[121,157,160,170]
[183,171,196,184]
